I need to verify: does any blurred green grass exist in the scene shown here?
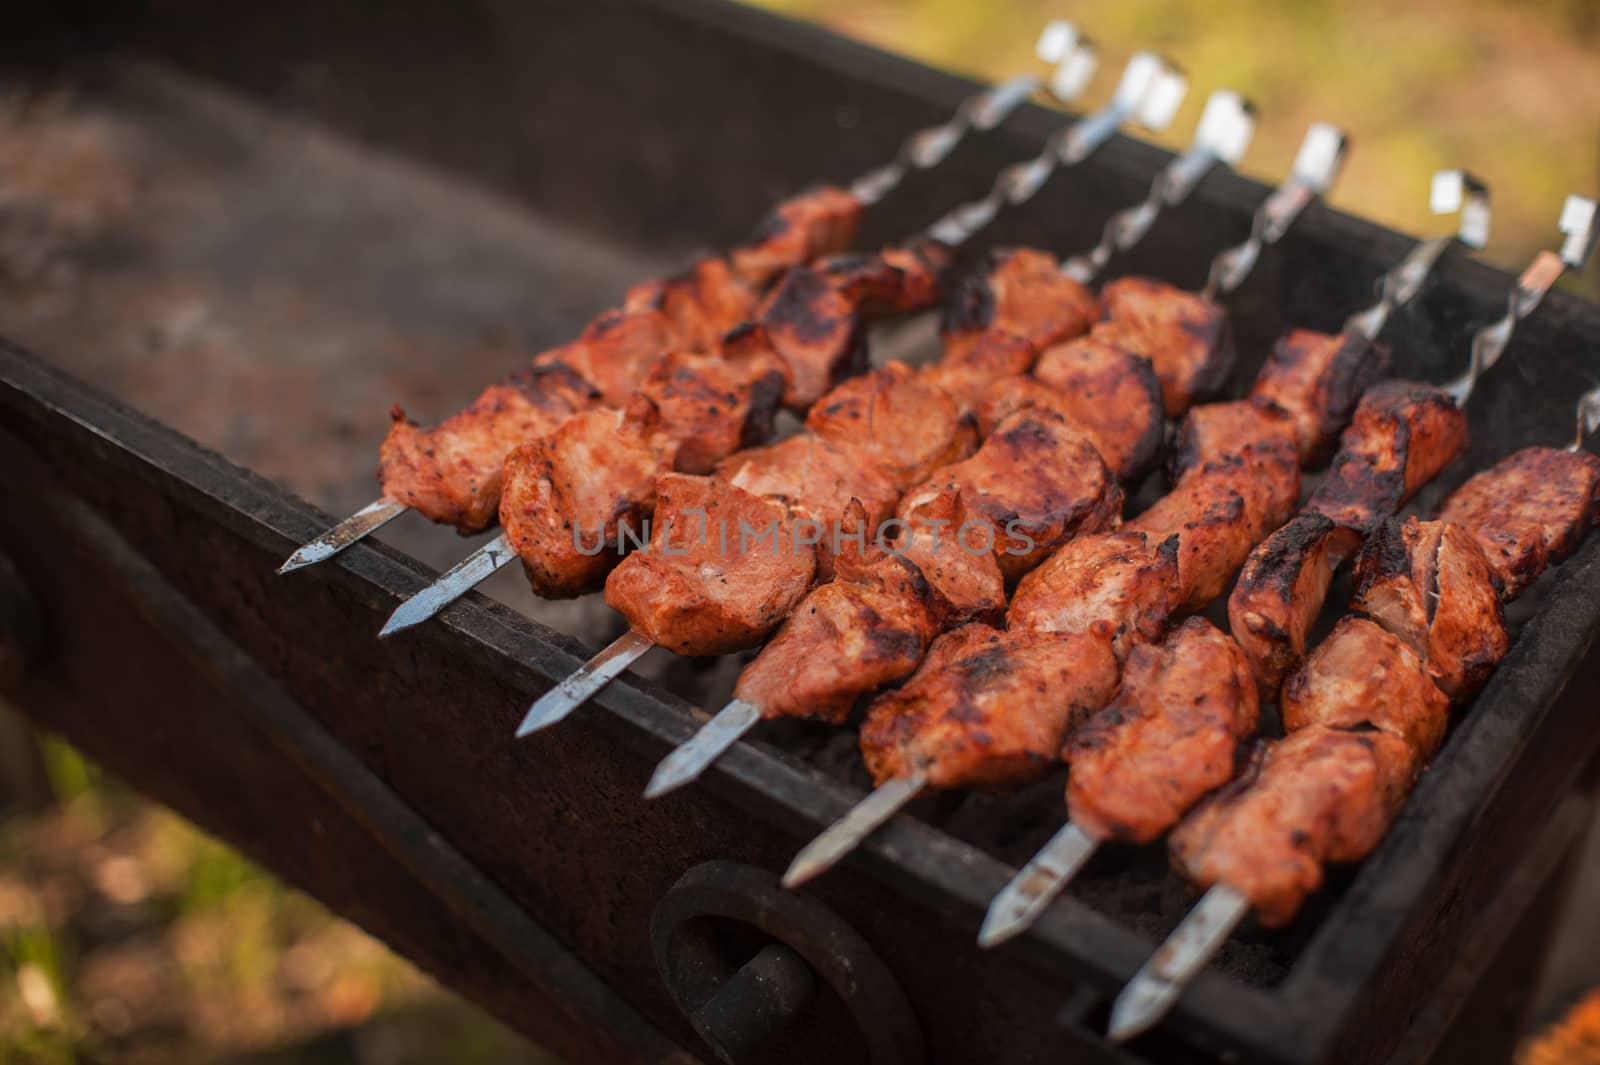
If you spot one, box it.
[751,0,1600,299]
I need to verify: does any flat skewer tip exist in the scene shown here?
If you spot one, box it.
[643,699,762,799]
[1107,884,1251,1043]
[515,630,656,737]
[781,771,926,889]
[977,821,1099,948]
[377,532,517,638]
[278,498,409,574]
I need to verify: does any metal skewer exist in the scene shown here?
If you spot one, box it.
[514,50,1185,740]
[378,532,517,638]
[278,24,1092,579]
[781,772,927,888]
[984,168,1492,951]
[644,88,1260,804]
[1445,194,1598,405]
[1107,883,1251,1044]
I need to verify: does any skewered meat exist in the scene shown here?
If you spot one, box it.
[1439,446,1600,599]
[941,247,1100,351]
[1248,329,1392,466]
[728,185,864,287]
[1280,616,1451,757]
[378,187,865,532]
[1065,618,1259,843]
[1352,518,1508,702]
[499,397,676,598]
[918,331,1039,417]
[1168,724,1419,926]
[1229,382,1469,693]
[604,473,817,656]
[1228,513,1361,696]
[634,341,787,476]
[380,362,599,534]
[1009,530,1180,660]
[901,408,1123,582]
[1095,278,1233,416]
[804,361,977,491]
[623,256,764,353]
[860,624,1120,789]
[889,486,1007,625]
[1306,382,1469,532]
[731,502,944,725]
[976,335,1165,481]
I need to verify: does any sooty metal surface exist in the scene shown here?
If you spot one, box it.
[2,1,1600,1063]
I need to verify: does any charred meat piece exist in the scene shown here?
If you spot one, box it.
[716,433,901,577]
[889,486,1007,626]
[804,362,977,491]
[633,342,786,476]
[1228,513,1363,696]
[604,473,816,656]
[732,503,943,725]
[978,335,1165,481]
[623,256,761,352]
[1096,278,1233,417]
[1167,399,1299,493]
[1169,724,1419,926]
[1306,381,1468,532]
[499,397,675,598]
[941,247,1098,351]
[1229,382,1469,693]
[917,331,1039,417]
[859,624,1120,789]
[1280,617,1452,759]
[1248,329,1393,466]
[824,240,950,317]
[379,362,599,533]
[1065,618,1259,843]
[1009,530,1180,660]
[729,185,864,287]
[1439,446,1600,600]
[899,409,1123,582]
[533,308,678,408]
[1352,518,1509,702]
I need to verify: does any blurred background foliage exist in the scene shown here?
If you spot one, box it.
[750,0,1600,299]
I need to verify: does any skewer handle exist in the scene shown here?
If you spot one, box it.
[1062,89,1255,283]
[1445,195,1598,406]
[926,52,1184,248]
[849,22,1095,205]
[1202,122,1347,300]
[1340,169,1491,345]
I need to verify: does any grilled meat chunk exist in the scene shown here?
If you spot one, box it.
[918,331,1039,417]
[1306,381,1468,532]
[1439,446,1600,600]
[825,240,950,317]
[729,184,863,287]
[623,256,761,352]
[1280,617,1452,758]
[499,397,675,598]
[533,308,678,408]
[379,362,599,533]
[1095,278,1233,416]
[1352,518,1508,702]
[604,473,816,656]
[804,362,977,491]
[634,342,786,476]
[1228,513,1363,696]
[890,486,1006,626]
[1248,329,1392,466]
[732,503,942,724]
[1065,618,1259,843]
[900,409,1123,582]
[1169,724,1419,926]
[1009,530,1181,660]
[977,335,1165,481]
[859,624,1120,789]
[942,247,1098,350]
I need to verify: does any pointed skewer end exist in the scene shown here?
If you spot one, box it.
[515,630,656,739]
[977,822,1100,949]
[642,700,762,800]
[1107,977,1173,1044]
[279,498,409,575]
[780,771,926,890]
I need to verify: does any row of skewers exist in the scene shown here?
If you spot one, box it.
[276,22,1600,1044]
